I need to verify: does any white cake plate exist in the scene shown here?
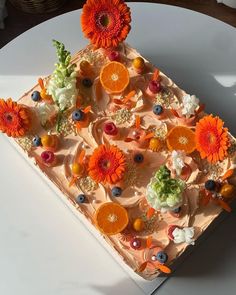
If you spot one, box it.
[0,3,236,295]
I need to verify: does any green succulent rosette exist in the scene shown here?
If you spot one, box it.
[146,165,185,211]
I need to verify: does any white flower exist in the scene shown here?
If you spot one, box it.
[37,102,58,126]
[172,227,195,245]
[172,150,185,176]
[47,74,78,110]
[181,94,199,117]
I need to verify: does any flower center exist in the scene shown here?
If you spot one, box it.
[179,136,188,145]
[107,213,118,223]
[97,12,113,30]
[100,159,111,170]
[100,14,110,27]
[5,113,13,122]
[208,132,216,144]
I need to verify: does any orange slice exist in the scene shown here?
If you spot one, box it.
[100,61,130,94]
[167,126,196,154]
[95,202,129,235]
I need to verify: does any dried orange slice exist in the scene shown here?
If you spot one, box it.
[167,126,196,154]
[95,202,129,235]
[100,61,130,94]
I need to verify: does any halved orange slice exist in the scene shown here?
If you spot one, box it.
[100,61,130,94]
[167,126,196,154]
[95,202,129,235]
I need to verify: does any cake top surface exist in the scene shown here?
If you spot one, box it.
[0,0,235,280]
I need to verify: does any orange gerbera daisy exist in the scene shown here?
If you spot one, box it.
[195,115,230,163]
[81,0,131,48]
[0,98,31,137]
[88,144,126,184]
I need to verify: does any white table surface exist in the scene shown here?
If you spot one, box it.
[0,3,236,295]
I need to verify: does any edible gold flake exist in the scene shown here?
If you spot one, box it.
[123,163,137,187]
[141,213,159,234]
[17,136,33,152]
[80,48,108,75]
[153,124,168,140]
[112,109,132,125]
[57,115,77,136]
[202,162,224,180]
[155,87,172,107]
[79,176,98,192]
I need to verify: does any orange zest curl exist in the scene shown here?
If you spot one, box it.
[195,115,230,163]
[138,260,171,274]
[81,0,131,49]
[123,90,136,104]
[76,105,92,131]
[135,115,141,129]
[152,68,160,81]
[0,98,31,137]
[38,78,53,103]
[88,144,126,184]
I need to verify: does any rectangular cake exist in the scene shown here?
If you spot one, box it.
[1,0,235,281]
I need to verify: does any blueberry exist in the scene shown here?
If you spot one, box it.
[153,104,163,116]
[82,78,93,88]
[76,194,86,204]
[134,153,144,163]
[72,109,84,121]
[156,251,168,264]
[205,180,216,191]
[32,135,41,147]
[111,187,122,197]
[172,206,181,214]
[31,91,41,102]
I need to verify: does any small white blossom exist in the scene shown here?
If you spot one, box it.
[172,150,185,176]
[172,227,195,245]
[47,75,77,110]
[37,102,57,126]
[181,94,199,117]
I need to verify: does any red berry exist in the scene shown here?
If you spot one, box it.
[130,238,142,250]
[41,151,55,164]
[103,122,118,136]
[108,51,120,61]
[167,225,179,240]
[148,80,161,94]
